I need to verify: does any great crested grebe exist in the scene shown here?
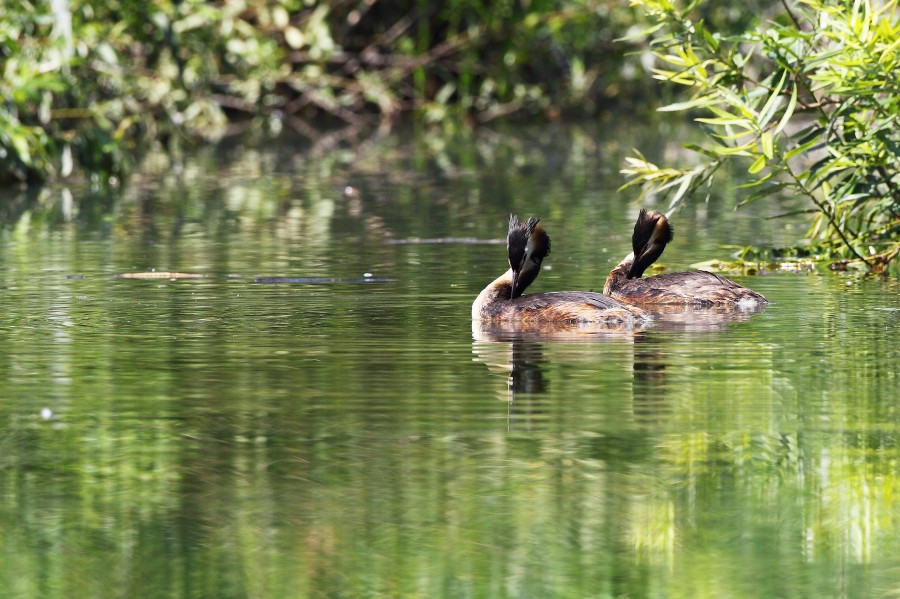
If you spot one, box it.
[603,209,767,308]
[472,215,647,324]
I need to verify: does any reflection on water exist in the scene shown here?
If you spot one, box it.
[645,302,763,330]
[471,287,900,596]
[472,304,769,433]
[472,317,647,342]
[0,125,899,598]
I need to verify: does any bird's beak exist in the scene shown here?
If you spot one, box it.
[510,268,520,299]
[636,241,654,264]
[627,251,644,278]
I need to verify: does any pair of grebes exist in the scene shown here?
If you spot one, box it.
[472,210,767,323]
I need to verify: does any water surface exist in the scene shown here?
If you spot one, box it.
[1,123,899,598]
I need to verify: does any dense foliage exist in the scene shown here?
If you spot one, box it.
[1,0,654,184]
[624,0,900,270]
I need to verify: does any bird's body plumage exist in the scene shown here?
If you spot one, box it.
[603,210,766,309]
[473,215,648,325]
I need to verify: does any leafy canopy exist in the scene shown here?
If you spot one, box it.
[624,0,900,271]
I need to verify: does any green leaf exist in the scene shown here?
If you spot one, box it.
[758,70,787,126]
[670,171,695,204]
[748,154,766,174]
[738,170,778,188]
[773,84,798,136]
[761,131,774,159]
[10,132,33,165]
[695,116,754,128]
[785,137,822,161]
[701,26,719,51]
[716,87,756,120]
[657,96,718,112]
[683,143,721,158]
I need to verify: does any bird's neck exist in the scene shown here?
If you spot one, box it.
[472,269,514,319]
[603,253,635,295]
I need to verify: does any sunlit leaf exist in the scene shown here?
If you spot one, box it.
[774,84,798,136]
[748,154,767,174]
[11,133,32,165]
[758,70,787,126]
[784,137,822,160]
[761,131,774,159]
[657,96,718,112]
[670,172,695,204]
[285,26,305,49]
[695,116,754,128]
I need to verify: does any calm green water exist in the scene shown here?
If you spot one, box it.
[1,124,899,598]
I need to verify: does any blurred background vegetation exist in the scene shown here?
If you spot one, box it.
[0,0,769,184]
[1,0,897,268]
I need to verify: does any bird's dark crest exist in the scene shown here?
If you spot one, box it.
[627,209,674,278]
[533,225,551,258]
[507,214,541,269]
[507,214,553,299]
[508,214,540,240]
[631,209,673,257]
